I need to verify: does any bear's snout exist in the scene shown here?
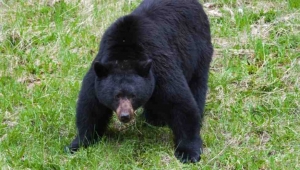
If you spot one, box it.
[119,112,131,123]
[116,98,134,123]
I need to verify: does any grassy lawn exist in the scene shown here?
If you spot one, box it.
[0,0,299,169]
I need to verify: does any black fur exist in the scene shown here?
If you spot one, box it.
[68,0,213,163]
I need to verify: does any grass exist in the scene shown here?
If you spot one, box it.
[0,0,299,169]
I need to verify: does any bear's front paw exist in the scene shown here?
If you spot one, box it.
[65,137,81,154]
[64,145,78,154]
[174,138,202,163]
[175,148,201,163]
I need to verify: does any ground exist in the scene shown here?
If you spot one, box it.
[0,0,299,169]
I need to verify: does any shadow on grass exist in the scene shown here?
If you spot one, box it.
[64,113,174,154]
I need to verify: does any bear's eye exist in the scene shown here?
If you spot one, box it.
[115,93,122,99]
[130,94,136,99]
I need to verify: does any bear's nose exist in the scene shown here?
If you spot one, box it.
[120,112,131,123]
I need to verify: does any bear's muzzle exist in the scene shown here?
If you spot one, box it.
[116,98,134,123]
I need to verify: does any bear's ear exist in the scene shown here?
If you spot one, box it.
[94,61,110,78]
[137,59,152,77]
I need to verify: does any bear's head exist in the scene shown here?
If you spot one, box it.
[93,59,155,123]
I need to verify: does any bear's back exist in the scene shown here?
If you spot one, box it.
[97,0,213,82]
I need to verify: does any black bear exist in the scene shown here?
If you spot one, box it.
[68,0,213,163]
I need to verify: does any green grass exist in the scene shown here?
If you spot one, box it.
[1,0,299,169]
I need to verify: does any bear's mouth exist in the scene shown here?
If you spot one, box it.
[116,98,134,123]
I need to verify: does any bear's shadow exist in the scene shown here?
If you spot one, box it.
[103,115,173,146]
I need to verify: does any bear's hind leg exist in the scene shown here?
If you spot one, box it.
[142,108,167,127]
[188,72,209,125]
